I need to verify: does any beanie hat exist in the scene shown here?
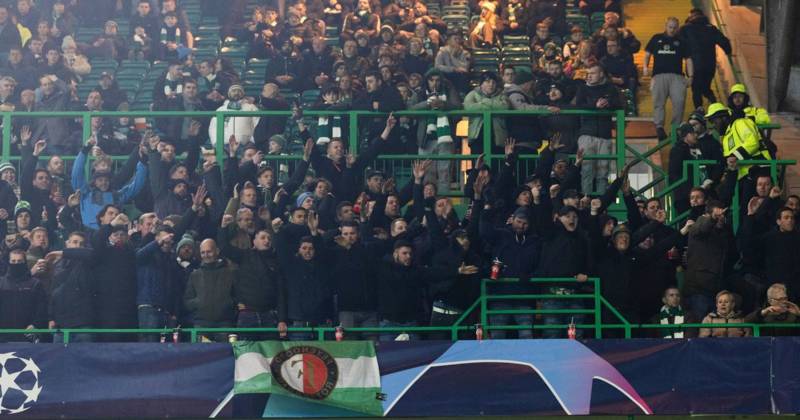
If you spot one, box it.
[612,223,631,239]
[176,232,195,252]
[512,67,534,85]
[268,134,287,149]
[687,111,705,126]
[296,191,314,207]
[14,200,31,217]
[0,161,15,175]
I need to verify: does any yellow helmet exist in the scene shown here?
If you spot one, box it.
[704,102,731,119]
[730,83,747,95]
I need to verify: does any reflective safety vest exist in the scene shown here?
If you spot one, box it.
[721,117,772,179]
[744,106,771,125]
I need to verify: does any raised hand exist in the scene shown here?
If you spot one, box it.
[473,172,489,198]
[192,183,207,210]
[504,137,517,157]
[548,133,563,151]
[345,152,356,168]
[590,198,602,214]
[232,183,240,199]
[33,139,47,156]
[188,120,201,137]
[549,184,561,199]
[769,186,782,200]
[307,210,320,234]
[67,191,81,208]
[19,126,31,145]
[474,153,485,170]
[221,214,234,228]
[303,138,314,162]
[381,177,396,194]
[747,196,763,216]
[228,135,238,157]
[252,150,264,166]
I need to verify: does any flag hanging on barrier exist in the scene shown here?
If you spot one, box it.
[233,341,383,416]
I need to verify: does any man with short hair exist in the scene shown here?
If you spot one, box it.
[650,287,696,338]
[47,232,94,342]
[0,248,46,342]
[184,239,237,340]
[682,200,737,322]
[643,17,693,140]
[575,64,622,194]
[744,283,800,336]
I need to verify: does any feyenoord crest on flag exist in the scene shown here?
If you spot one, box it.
[233,341,382,416]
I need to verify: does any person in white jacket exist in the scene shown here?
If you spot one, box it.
[208,84,260,148]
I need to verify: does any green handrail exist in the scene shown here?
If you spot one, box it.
[481,277,603,338]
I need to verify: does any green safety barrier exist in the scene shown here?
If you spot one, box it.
[3,277,798,343]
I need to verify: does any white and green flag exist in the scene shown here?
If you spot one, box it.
[233,341,383,416]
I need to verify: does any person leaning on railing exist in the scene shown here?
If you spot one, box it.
[744,283,800,337]
[698,290,750,338]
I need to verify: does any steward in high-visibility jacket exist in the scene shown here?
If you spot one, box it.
[728,83,771,125]
[705,103,772,180]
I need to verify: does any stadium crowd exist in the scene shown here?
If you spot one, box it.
[0,0,797,342]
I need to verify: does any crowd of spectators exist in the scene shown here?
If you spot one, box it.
[0,0,795,342]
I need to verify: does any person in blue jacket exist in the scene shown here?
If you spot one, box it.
[70,137,148,230]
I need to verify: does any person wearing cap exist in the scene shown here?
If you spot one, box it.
[593,223,639,329]
[643,17,694,141]
[87,20,128,62]
[536,205,592,338]
[476,190,540,338]
[96,71,128,111]
[464,71,509,151]
[682,199,736,323]
[71,135,148,230]
[727,83,771,125]
[0,161,19,212]
[705,102,772,183]
[505,66,558,146]
[688,111,724,185]
[208,84,260,148]
[410,68,461,192]
[434,32,470,93]
[575,63,622,194]
[678,9,731,110]
[668,122,705,215]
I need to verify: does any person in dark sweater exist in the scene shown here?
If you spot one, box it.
[575,64,622,195]
[0,247,47,342]
[668,123,705,216]
[46,232,95,342]
[220,228,287,340]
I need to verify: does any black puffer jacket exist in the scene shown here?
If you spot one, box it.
[679,15,732,68]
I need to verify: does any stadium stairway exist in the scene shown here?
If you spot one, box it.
[623,0,725,123]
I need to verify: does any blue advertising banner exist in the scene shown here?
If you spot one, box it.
[0,338,796,417]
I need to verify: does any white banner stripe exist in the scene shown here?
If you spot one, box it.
[234,352,271,383]
[234,353,379,388]
[335,356,380,388]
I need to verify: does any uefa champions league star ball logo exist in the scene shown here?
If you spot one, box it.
[0,352,43,414]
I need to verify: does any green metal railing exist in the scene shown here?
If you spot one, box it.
[5,276,799,343]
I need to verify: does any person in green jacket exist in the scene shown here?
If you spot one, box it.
[184,238,237,341]
[463,72,509,152]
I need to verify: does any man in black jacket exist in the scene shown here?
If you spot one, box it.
[47,232,94,342]
[536,205,592,338]
[91,214,139,342]
[327,221,378,338]
[275,211,333,340]
[679,9,732,109]
[375,240,434,341]
[0,247,46,342]
[0,6,21,56]
[353,71,406,140]
[221,228,287,340]
[575,64,622,195]
[476,171,541,339]
[669,123,705,215]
